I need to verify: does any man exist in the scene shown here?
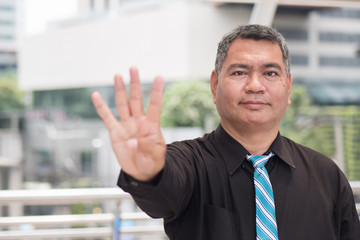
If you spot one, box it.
[91,25,360,239]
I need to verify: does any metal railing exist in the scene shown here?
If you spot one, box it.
[0,182,359,239]
[351,181,360,218]
[0,188,166,239]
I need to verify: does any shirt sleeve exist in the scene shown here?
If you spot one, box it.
[339,180,360,239]
[117,142,196,221]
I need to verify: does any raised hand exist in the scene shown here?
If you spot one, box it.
[91,67,166,182]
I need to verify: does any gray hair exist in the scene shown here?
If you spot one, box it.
[215,24,291,77]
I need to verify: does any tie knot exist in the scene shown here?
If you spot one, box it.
[246,152,275,168]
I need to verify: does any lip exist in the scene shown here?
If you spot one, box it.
[241,100,268,109]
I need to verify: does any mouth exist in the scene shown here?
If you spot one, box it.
[240,100,269,109]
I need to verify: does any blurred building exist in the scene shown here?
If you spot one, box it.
[0,0,23,199]
[0,0,23,73]
[18,1,360,98]
[15,0,360,188]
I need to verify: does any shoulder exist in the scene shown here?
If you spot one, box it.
[280,135,350,187]
[165,132,218,168]
[167,132,213,154]
[281,135,336,167]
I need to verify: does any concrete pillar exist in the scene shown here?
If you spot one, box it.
[8,166,23,216]
[249,0,278,26]
[308,11,320,76]
[334,117,345,173]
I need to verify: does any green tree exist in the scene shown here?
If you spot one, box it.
[280,84,335,158]
[161,80,219,129]
[0,75,24,112]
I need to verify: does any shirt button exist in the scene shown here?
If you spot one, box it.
[241,164,245,168]
[130,181,139,187]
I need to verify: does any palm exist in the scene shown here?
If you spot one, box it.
[92,67,166,181]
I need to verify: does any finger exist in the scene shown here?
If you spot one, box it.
[129,66,144,118]
[147,75,164,122]
[91,91,118,130]
[114,74,130,120]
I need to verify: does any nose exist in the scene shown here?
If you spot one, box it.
[244,73,265,94]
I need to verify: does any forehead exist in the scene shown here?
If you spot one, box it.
[225,38,283,63]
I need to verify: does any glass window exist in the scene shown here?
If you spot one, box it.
[278,28,308,41]
[0,20,14,26]
[0,35,14,40]
[318,8,360,19]
[319,32,360,43]
[0,5,14,11]
[80,151,94,174]
[319,56,360,67]
[291,55,308,66]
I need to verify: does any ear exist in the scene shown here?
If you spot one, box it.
[287,73,292,105]
[210,70,219,104]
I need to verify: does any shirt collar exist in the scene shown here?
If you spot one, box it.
[268,133,296,169]
[214,124,296,176]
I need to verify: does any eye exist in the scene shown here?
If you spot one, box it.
[232,71,246,76]
[265,71,278,77]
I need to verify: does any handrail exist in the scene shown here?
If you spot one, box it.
[0,183,358,239]
[0,187,166,239]
[0,187,129,205]
[0,226,165,239]
[0,212,152,227]
[350,181,360,194]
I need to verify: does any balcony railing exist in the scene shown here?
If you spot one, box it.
[0,188,166,239]
[0,181,359,239]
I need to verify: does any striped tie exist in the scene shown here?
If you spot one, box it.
[247,152,279,240]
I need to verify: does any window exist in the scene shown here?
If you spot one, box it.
[0,20,14,26]
[291,55,308,66]
[319,56,360,67]
[0,5,14,11]
[0,35,14,40]
[80,151,94,175]
[278,28,308,41]
[319,32,360,43]
[319,8,360,19]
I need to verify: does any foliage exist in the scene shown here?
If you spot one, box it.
[280,84,335,157]
[33,88,97,118]
[0,75,24,112]
[281,85,360,180]
[161,80,219,129]
[329,107,360,180]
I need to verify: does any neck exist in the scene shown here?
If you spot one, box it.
[221,122,279,155]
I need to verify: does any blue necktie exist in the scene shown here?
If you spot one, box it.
[247,152,279,240]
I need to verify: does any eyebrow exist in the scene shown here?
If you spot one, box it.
[264,63,282,71]
[227,64,249,72]
[227,63,283,72]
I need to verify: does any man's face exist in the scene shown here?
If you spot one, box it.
[211,38,292,132]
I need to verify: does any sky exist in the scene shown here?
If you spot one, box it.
[23,0,78,35]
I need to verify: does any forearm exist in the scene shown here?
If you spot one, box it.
[117,148,195,220]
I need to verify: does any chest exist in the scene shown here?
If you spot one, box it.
[193,157,337,239]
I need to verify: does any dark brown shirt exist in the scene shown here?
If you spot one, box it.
[118,124,360,240]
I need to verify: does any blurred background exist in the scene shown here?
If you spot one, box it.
[0,0,360,239]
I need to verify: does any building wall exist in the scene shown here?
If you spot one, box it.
[18,2,360,91]
[18,2,251,90]
[276,8,360,83]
